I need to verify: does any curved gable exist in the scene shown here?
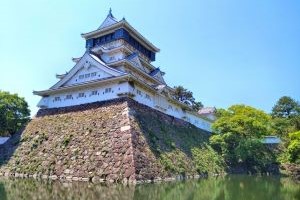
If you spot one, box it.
[51,52,125,89]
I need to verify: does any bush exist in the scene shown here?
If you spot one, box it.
[192,145,225,174]
[287,131,300,164]
[235,138,276,172]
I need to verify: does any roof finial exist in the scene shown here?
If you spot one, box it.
[108,8,112,16]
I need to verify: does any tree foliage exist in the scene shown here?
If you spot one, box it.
[271,96,300,118]
[210,105,276,171]
[271,96,300,133]
[212,105,272,137]
[287,131,300,164]
[173,86,203,111]
[0,91,30,136]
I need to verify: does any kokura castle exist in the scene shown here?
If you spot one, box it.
[34,9,214,132]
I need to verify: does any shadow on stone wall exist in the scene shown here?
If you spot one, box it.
[127,100,211,180]
[0,128,23,168]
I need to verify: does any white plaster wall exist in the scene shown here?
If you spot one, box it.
[130,85,212,132]
[43,82,129,108]
[101,40,123,50]
[38,83,212,132]
[101,51,125,63]
[186,112,212,132]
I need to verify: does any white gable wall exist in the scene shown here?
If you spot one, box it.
[63,66,112,86]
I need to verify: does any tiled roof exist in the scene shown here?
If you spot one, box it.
[198,107,216,115]
[149,68,161,76]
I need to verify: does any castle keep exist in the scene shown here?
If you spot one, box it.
[33,9,213,132]
[0,10,214,183]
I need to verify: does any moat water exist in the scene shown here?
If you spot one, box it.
[0,175,299,200]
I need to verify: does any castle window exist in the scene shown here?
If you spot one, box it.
[105,88,112,93]
[79,75,84,79]
[54,96,61,101]
[78,93,85,98]
[66,94,72,100]
[136,90,142,96]
[85,73,90,78]
[91,90,97,96]
[145,94,151,100]
[91,72,97,77]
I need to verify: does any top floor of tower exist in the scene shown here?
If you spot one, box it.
[81,9,159,62]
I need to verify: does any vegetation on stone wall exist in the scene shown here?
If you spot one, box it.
[191,145,225,174]
[132,102,224,177]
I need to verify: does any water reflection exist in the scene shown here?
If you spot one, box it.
[0,175,299,200]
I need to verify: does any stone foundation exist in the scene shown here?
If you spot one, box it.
[0,98,210,184]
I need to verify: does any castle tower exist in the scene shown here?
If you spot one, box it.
[33,9,212,132]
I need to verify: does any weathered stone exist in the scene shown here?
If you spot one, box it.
[82,177,89,182]
[42,175,48,179]
[120,125,131,132]
[124,167,134,178]
[50,175,58,180]
[0,98,210,183]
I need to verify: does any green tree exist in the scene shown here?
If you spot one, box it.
[212,105,272,137]
[235,138,276,171]
[287,131,300,164]
[271,96,300,136]
[210,105,275,170]
[0,91,30,136]
[173,86,203,111]
[271,96,300,118]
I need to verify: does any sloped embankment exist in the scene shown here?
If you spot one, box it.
[0,98,219,183]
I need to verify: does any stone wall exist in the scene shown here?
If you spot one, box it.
[0,98,210,184]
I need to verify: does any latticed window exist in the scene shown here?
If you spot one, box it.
[91,90,97,95]
[79,75,84,79]
[105,88,112,93]
[66,94,72,99]
[78,93,85,98]
[91,72,97,77]
[54,97,61,101]
[137,90,142,96]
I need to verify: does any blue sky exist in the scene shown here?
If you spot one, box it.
[0,0,299,115]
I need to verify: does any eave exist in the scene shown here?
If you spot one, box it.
[108,59,162,85]
[81,20,160,53]
[92,43,157,71]
[33,74,130,96]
